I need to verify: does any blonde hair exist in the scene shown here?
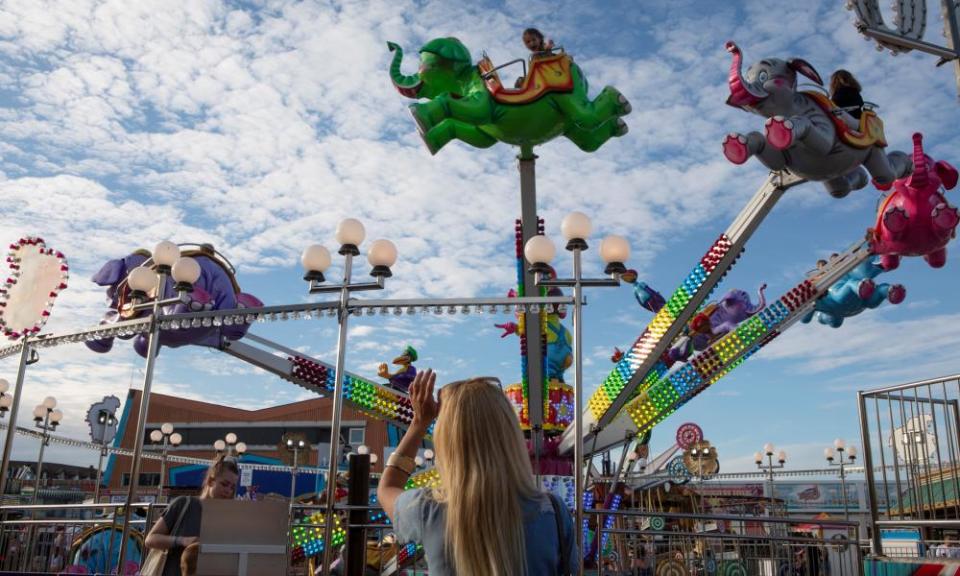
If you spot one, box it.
[432,378,538,576]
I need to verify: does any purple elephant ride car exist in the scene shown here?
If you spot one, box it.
[669,284,767,363]
[86,244,262,357]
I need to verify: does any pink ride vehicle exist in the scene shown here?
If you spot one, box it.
[869,133,959,271]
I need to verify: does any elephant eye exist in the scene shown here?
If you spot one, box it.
[757,70,769,83]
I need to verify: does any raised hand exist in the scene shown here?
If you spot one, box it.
[495,322,518,338]
[408,368,438,430]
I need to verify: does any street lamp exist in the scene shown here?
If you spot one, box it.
[93,407,118,503]
[150,423,181,503]
[31,397,62,505]
[214,432,244,457]
[302,218,397,574]
[118,241,203,570]
[755,443,787,514]
[525,210,627,575]
[285,437,307,508]
[825,439,857,520]
[689,443,716,513]
[423,449,435,468]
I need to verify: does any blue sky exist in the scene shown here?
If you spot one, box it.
[0,0,958,473]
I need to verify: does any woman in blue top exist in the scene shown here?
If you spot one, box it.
[378,369,578,575]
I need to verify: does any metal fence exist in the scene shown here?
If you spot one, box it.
[859,372,960,554]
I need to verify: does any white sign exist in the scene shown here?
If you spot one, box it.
[240,466,253,487]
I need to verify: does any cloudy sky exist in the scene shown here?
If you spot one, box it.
[0,0,958,473]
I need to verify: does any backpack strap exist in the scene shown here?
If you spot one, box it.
[547,493,571,576]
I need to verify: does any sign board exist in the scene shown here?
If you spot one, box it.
[240,466,253,487]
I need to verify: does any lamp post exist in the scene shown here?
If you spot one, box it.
[286,437,306,511]
[117,241,202,571]
[755,444,787,514]
[524,211,628,576]
[825,439,857,521]
[301,218,397,574]
[31,397,62,505]
[423,449,434,469]
[150,423,181,503]
[689,444,715,513]
[214,432,245,457]
[93,407,118,504]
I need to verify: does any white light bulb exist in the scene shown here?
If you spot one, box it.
[754,451,764,463]
[834,438,846,450]
[127,267,158,292]
[150,430,164,442]
[423,449,434,461]
[33,406,45,420]
[561,211,592,241]
[414,456,424,467]
[42,396,57,409]
[763,443,775,455]
[524,235,556,265]
[369,453,378,464]
[599,235,630,264]
[49,409,63,423]
[214,439,226,451]
[847,446,858,459]
[777,450,786,462]
[301,245,332,272]
[161,422,174,435]
[171,257,201,284]
[824,448,835,460]
[335,218,366,246]
[153,241,181,267]
[367,239,398,267]
[0,395,11,409]
[170,433,183,446]
[235,441,246,454]
[357,445,370,455]
[225,432,238,445]
[0,379,9,394]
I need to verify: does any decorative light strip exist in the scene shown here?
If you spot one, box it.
[290,511,344,563]
[588,234,734,419]
[0,237,69,339]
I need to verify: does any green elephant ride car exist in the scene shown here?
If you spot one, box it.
[388,37,631,155]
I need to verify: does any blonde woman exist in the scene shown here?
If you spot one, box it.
[145,455,239,576]
[378,369,578,575]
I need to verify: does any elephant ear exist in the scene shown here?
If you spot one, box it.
[787,58,823,85]
[934,160,959,190]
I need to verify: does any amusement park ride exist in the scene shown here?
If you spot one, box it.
[0,17,959,575]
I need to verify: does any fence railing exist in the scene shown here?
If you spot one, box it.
[859,373,960,553]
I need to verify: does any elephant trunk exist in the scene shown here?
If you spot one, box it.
[907,132,929,189]
[387,41,422,98]
[725,41,767,109]
[749,283,768,315]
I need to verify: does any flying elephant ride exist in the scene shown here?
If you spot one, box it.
[387,37,631,154]
[869,133,959,270]
[802,255,905,328]
[668,284,767,363]
[85,243,262,357]
[721,41,912,198]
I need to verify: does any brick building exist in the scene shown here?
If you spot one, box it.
[103,389,391,499]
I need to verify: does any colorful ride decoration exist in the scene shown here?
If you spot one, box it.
[68,525,142,575]
[622,269,666,314]
[0,237,68,339]
[803,255,905,328]
[506,380,574,432]
[869,133,959,270]
[720,559,748,576]
[387,38,631,154]
[667,455,693,484]
[721,41,911,198]
[657,559,687,576]
[675,422,704,450]
[668,284,767,362]
[85,395,121,444]
[290,511,345,563]
[85,244,262,357]
[683,440,720,477]
[377,345,418,393]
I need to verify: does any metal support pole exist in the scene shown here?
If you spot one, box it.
[94,444,106,504]
[345,453,370,576]
[117,271,167,573]
[572,246,585,576]
[157,440,168,504]
[839,461,849,521]
[290,448,299,507]
[858,391,883,555]
[31,416,49,506]
[0,337,32,497]
[518,145,546,483]
[321,252,354,574]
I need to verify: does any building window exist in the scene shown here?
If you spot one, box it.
[121,473,160,487]
[348,428,365,446]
